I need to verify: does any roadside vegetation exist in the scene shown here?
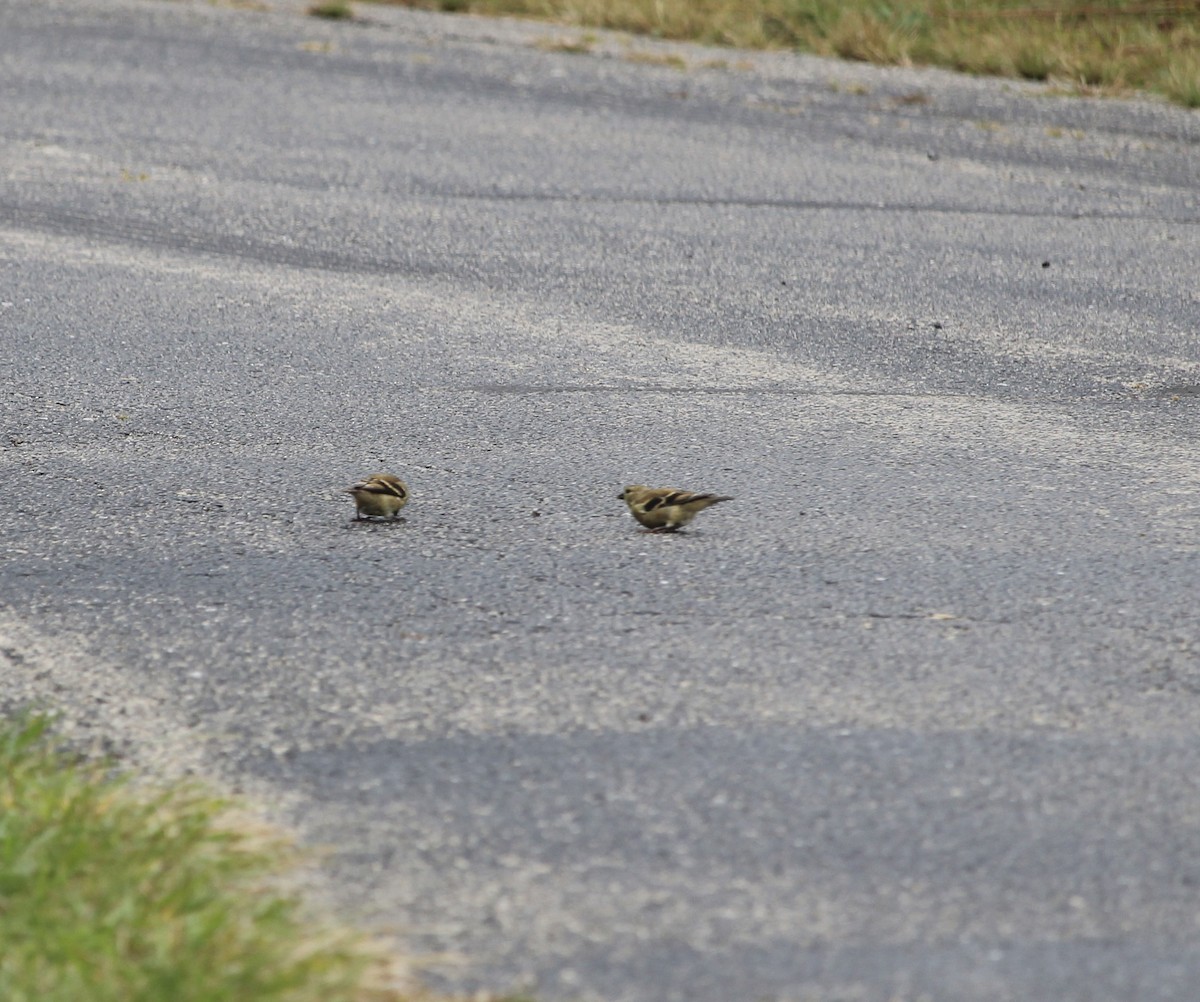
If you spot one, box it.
[374,0,1200,107]
[308,0,356,19]
[0,714,425,1002]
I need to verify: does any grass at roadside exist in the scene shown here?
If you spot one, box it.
[0,714,423,1002]
[309,0,356,18]
[373,0,1200,107]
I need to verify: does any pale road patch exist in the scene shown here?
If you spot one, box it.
[5,221,1200,497]
[0,611,210,778]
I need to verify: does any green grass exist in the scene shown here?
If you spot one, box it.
[378,0,1200,107]
[0,715,414,1002]
[308,0,356,19]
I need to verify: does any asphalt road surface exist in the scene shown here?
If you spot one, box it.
[3,1,1200,999]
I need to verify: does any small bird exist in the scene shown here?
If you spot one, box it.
[618,485,733,533]
[347,473,409,521]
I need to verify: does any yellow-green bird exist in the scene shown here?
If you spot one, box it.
[618,485,733,533]
[347,473,409,521]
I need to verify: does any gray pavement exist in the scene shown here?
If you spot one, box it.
[2,0,1200,999]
